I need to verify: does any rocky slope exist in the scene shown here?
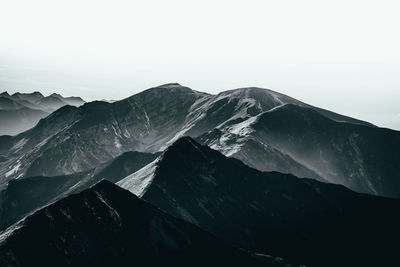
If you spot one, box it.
[1,84,399,198]
[0,180,284,267]
[0,151,159,230]
[118,137,400,266]
[199,104,400,197]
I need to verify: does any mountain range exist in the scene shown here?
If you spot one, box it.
[0,180,286,267]
[118,137,400,266]
[0,91,85,135]
[1,83,399,197]
[0,151,159,230]
[0,83,399,266]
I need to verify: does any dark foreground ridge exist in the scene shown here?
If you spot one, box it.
[122,137,400,267]
[0,180,285,267]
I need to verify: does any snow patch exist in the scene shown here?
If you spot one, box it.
[229,116,258,135]
[111,125,122,138]
[0,221,24,244]
[114,137,122,149]
[5,162,21,177]
[123,129,131,138]
[142,107,151,133]
[117,158,159,197]
[95,191,121,223]
[209,115,260,157]
[11,138,28,152]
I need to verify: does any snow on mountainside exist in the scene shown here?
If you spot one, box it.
[117,158,159,197]
[0,150,159,230]
[199,104,400,197]
[1,83,399,198]
[117,137,400,267]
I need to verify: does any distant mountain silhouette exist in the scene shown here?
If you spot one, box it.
[0,91,84,135]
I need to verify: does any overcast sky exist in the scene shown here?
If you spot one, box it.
[1,0,399,130]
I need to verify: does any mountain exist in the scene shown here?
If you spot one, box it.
[0,107,49,136]
[49,93,85,106]
[0,180,284,267]
[0,91,85,135]
[36,93,85,112]
[35,95,69,112]
[0,97,26,110]
[0,95,49,135]
[0,84,206,182]
[198,103,400,197]
[0,151,159,230]
[118,137,400,267]
[12,91,44,103]
[1,84,399,197]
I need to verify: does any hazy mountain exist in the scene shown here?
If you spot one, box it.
[0,107,49,136]
[0,84,206,182]
[118,137,400,266]
[12,91,44,103]
[49,93,86,106]
[0,151,159,230]
[1,84,399,198]
[0,97,26,110]
[0,91,85,135]
[0,81,399,267]
[0,94,49,135]
[0,180,284,267]
[199,103,400,197]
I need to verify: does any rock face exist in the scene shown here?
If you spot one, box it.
[0,181,280,267]
[0,91,84,135]
[0,151,159,230]
[119,137,400,267]
[1,84,399,266]
[199,104,400,197]
[1,83,399,198]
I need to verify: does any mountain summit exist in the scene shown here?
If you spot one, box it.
[1,84,399,198]
[118,137,400,266]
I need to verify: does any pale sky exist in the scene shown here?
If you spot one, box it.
[0,0,399,130]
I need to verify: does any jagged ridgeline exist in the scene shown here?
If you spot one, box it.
[0,91,85,135]
[1,84,400,267]
[1,84,399,197]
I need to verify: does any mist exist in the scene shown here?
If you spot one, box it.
[1,0,399,130]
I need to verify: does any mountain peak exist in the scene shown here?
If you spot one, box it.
[132,83,198,100]
[163,136,205,158]
[0,178,270,267]
[50,92,62,98]
[12,91,44,97]
[156,82,183,88]
[31,91,44,97]
[90,178,115,189]
[167,136,198,148]
[153,83,195,93]
[0,91,10,96]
